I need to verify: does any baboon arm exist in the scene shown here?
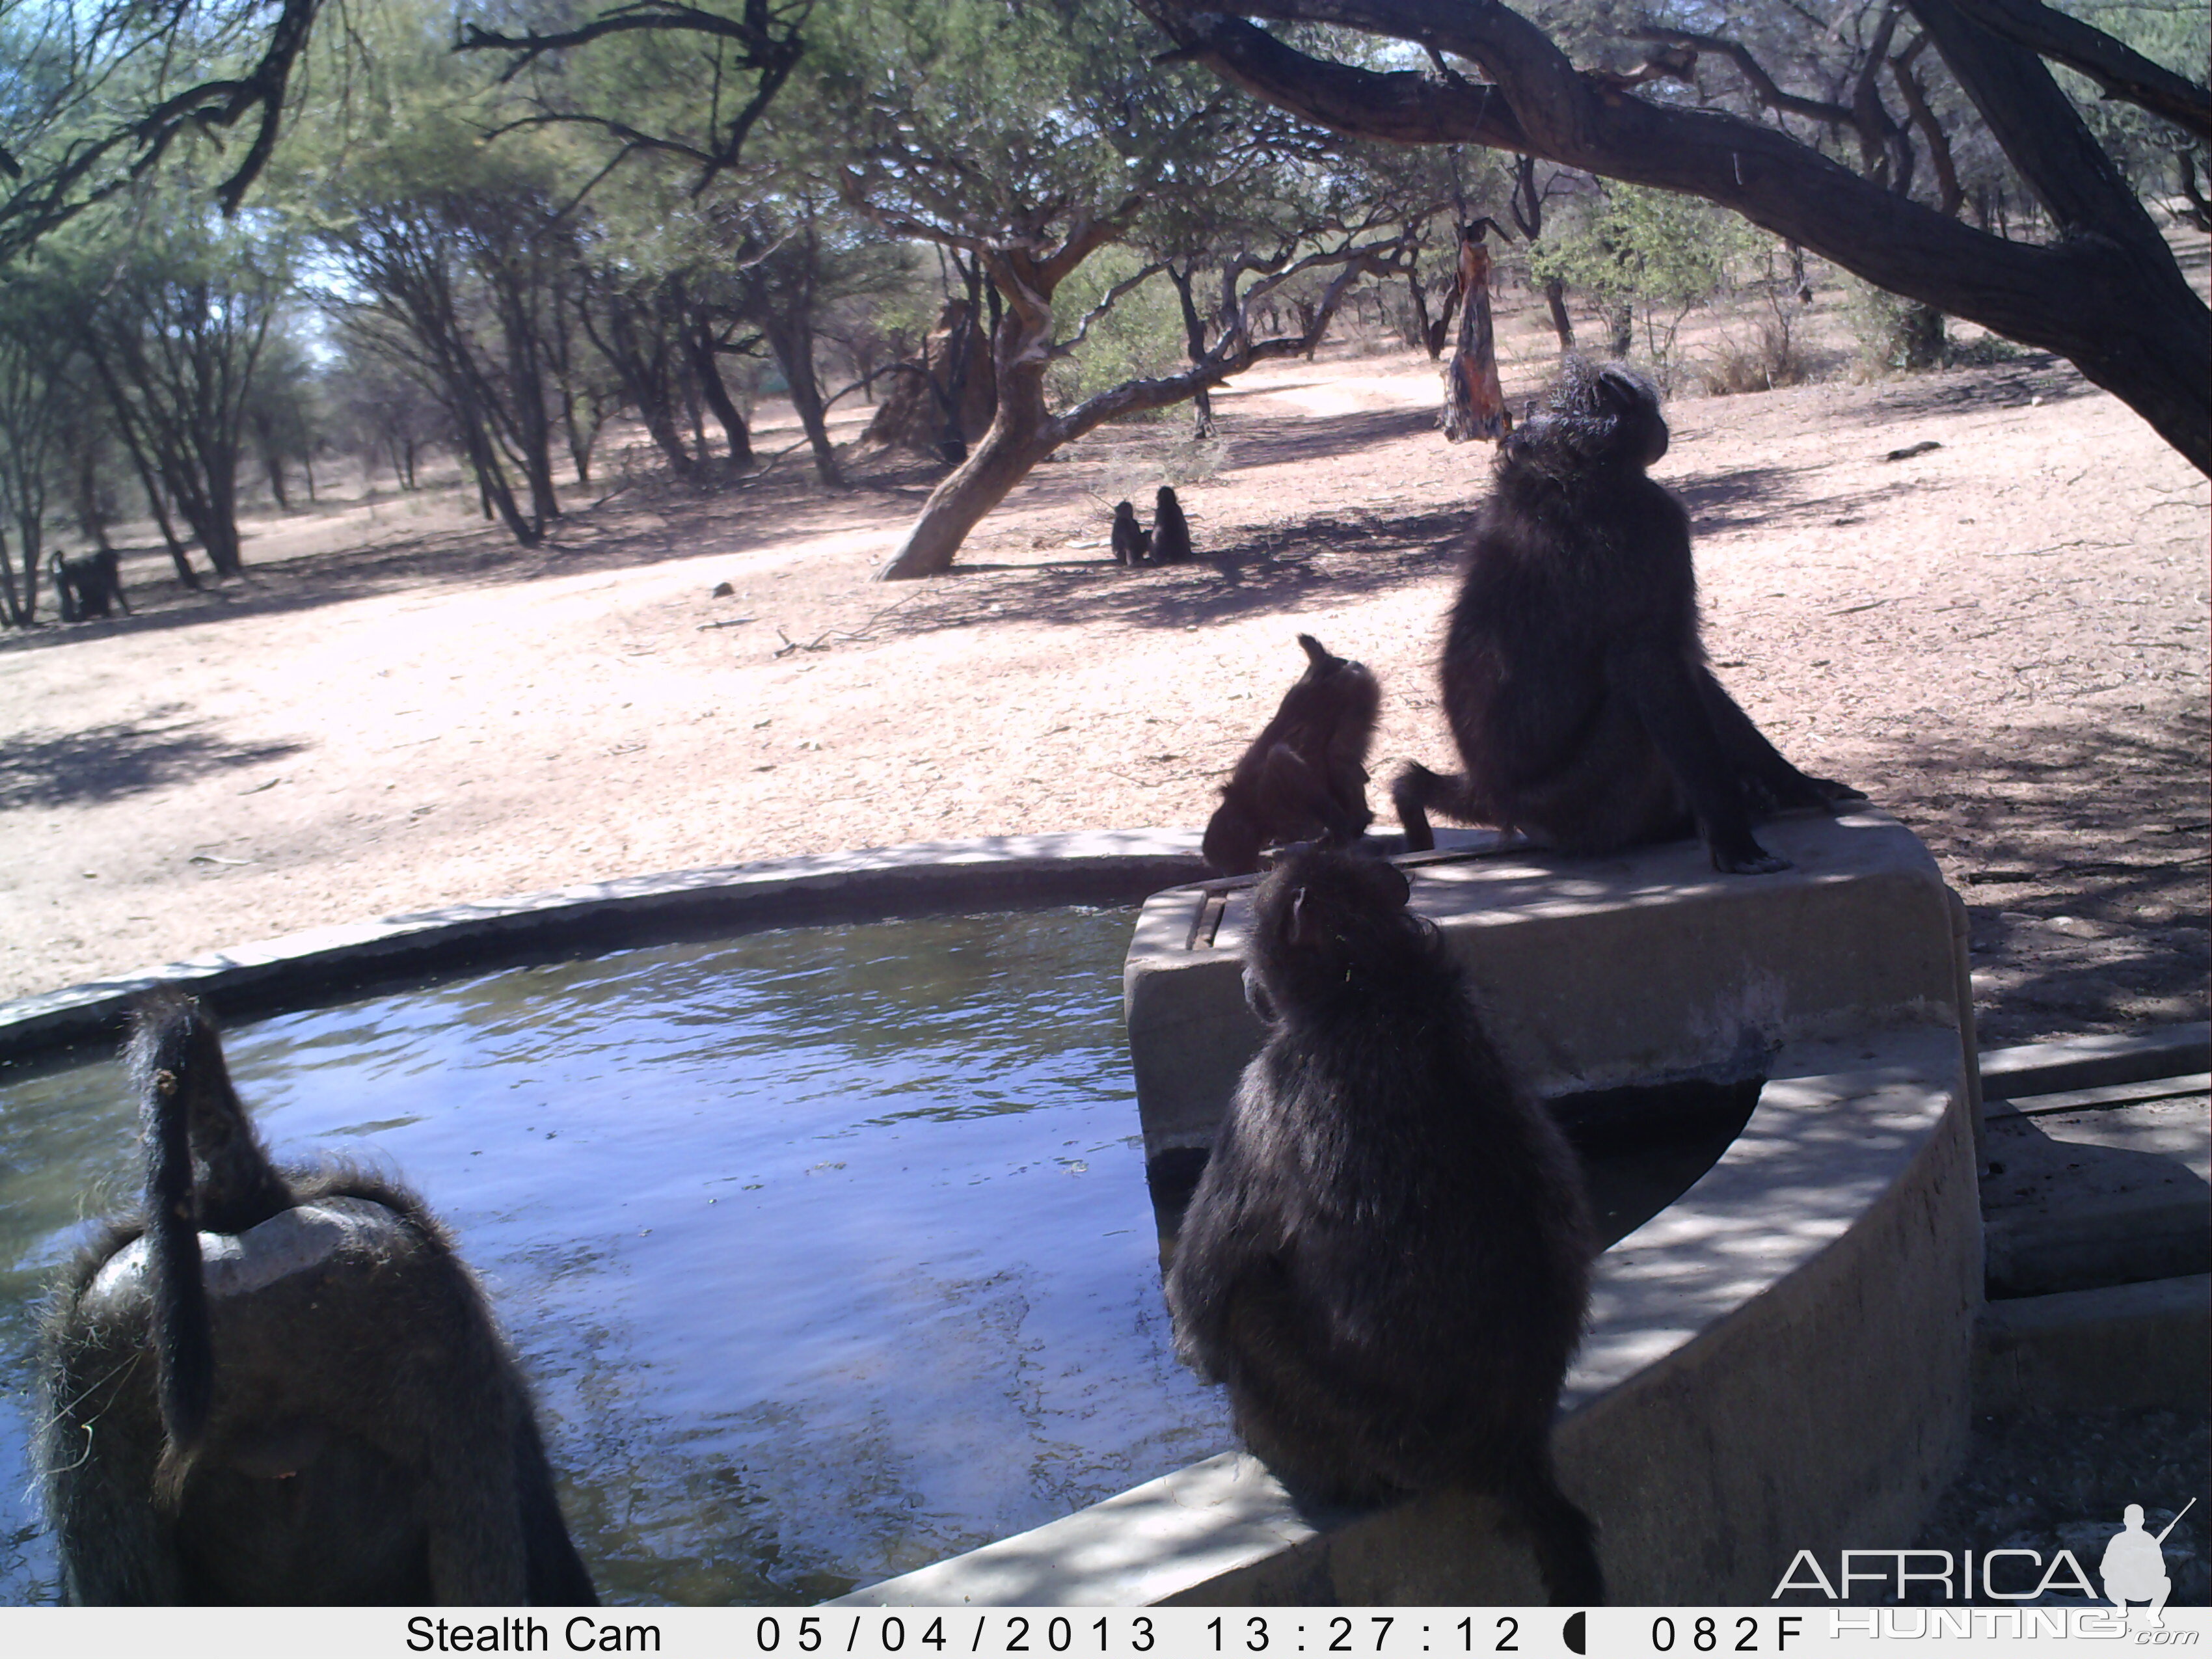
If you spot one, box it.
[1695,669,1863,807]
[1254,744,1329,828]
[1615,645,1781,872]
[1693,669,1826,807]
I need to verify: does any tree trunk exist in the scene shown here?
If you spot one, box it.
[1608,303,1634,358]
[1900,302,1947,368]
[874,415,1054,580]
[0,524,23,627]
[764,317,842,487]
[688,317,754,466]
[1543,278,1576,349]
[73,451,113,551]
[878,284,1056,579]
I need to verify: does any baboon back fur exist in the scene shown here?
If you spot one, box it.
[36,990,597,1606]
[1393,357,1856,874]
[1167,848,1603,1602]
[1202,634,1379,876]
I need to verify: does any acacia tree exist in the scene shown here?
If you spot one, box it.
[0,275,69,622]
[55,197,288,579]
[323,107,581,545]
[1136,0,2212,477]
[802,0,1425,578]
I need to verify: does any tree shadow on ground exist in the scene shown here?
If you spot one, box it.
[1,399,1466,656]
[1807,350,2101,434]
[1878,718,2210,1044]
[1666,462,1931,535]
[1202,403,1440,470]
[0,710,306,809]
[881,504,1470,638]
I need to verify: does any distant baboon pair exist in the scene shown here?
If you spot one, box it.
[36,991,596,1605]
[1110,486,1193,566]
[51,548,129,622]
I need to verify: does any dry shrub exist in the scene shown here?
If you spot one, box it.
[1697,315,1817,396]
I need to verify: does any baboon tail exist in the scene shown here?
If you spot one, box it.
[1295,633,1339,670]
[515,1411,600,1606]
[1507,1461,1605,1606]
[129,993,217,1459]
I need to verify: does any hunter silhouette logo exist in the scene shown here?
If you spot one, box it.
[2101,1499,2193,1626]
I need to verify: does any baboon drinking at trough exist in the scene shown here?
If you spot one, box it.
[1202,634,1379,876]
[1394,357,1861,874]
[36,990,598,1605]
[50,548,129,621]
[1151,485,1193,563]
[1166,847,1603,1604]
[1110,500,1151,565]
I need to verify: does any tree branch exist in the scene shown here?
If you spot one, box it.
[1947,0,2212,143]
[1137,0,2210,476]
[1051,262,1170,359]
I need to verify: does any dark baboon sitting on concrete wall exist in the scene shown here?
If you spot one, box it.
[1202,634,1379,876]
[1394,357,1860,873]
[36,990,597,1605]
[1167,847,1603,1604]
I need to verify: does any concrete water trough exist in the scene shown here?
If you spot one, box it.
[1,816,1989,1606]
[845,809,1986,1604]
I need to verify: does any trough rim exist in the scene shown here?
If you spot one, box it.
[0,828,1211,1065]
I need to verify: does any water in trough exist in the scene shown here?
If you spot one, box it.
[0,904,1756,1605]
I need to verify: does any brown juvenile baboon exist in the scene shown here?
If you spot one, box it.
[1166,847,1604,1604]
[1110,500,1151,565]
[50,548,129,622]
[1394,357,1860,873]
[1151,485,1193,563]
[1202,634,1379,876]
[36,990,597,1606]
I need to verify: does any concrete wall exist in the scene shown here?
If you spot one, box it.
[844,1029,1982,1605]
[1125,811,1960,1163]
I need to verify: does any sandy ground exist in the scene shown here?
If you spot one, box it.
[1,312,2205,1048]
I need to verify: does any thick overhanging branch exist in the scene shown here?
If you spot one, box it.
[1134,10,1528,149]
[1947,0,2212,144]
[1138,0,2209,476]
[0,0,320,259]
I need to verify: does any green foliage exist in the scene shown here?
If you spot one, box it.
[1530,183,1764,377]
[1046,252,1186,411]
[2048,0,2211,206]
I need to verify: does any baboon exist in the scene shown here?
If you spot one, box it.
[1202,634,1380,876]
[1394,357,1860,873]
[1166,847,1604,1604]
[1151,485,1193,563]
[50,548,130,622]
[36,990,598,1606]
[1110,500,1151,565]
